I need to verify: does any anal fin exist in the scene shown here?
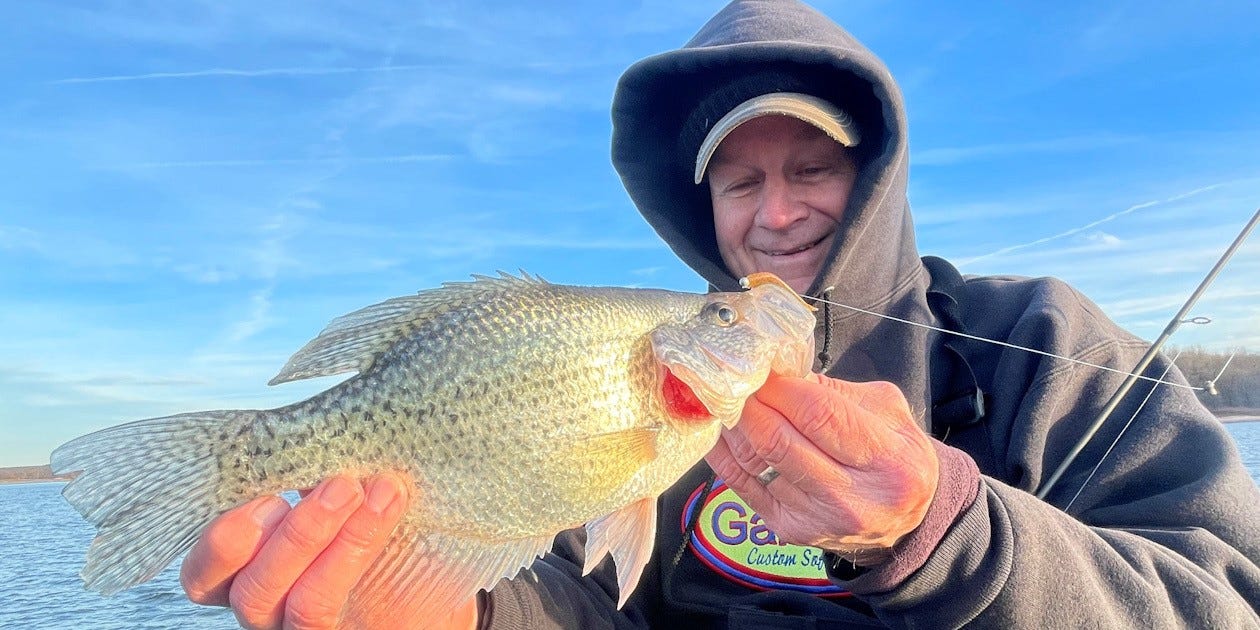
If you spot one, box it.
[341,526,555,629]
[582,497,658,609]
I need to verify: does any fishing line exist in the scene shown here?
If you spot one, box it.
[798,294,1202,391]
[1205,350,1238,395]
[1062,349,1183,513]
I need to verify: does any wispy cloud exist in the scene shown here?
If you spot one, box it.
[958,183,1226,267]
[48,58,597,87]
[100,154,455,170]
[913,200,1053,227]
[0,365,207,406]
[630,266,664,277]
[1103,286,1260,321]
[0,225,40,252]
[410,231,666,258]
[173,263,238,284]
[214,212,303,345]
[0,223,143,270]
[48,64,446,85]
[1081,231,1123,248]
[226,288,274,344]
[914,134,1140,166]
[4,367,205,390]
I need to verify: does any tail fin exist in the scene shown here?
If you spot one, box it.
[51,410,253,595]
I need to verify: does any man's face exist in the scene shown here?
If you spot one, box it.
[707,115,858,295]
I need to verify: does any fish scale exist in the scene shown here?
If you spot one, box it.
[51,272,817,625]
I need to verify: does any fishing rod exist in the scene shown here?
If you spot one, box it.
[798,207,1257,499]
[1035,207,1260,500]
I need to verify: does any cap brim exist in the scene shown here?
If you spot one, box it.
[693,92,861,185]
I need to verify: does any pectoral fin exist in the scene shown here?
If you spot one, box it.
[568,428,658,497]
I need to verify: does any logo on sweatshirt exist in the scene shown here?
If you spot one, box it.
[683,479,849,596]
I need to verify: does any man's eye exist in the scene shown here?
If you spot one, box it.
[720,178,759,196]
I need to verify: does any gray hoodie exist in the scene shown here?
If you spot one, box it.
[479,1,1260,627]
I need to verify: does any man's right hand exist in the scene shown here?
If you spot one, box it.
[179,474,479,630]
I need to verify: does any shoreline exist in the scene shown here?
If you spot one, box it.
[1220,416,1260,424]
[0,478,71,486]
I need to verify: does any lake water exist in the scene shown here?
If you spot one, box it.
[3,420,1259,629]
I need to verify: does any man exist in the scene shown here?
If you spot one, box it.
[181,1,1260,627]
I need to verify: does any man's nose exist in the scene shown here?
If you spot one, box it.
[754,177,806,230]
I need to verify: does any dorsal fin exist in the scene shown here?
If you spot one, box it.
[267,271,547,385]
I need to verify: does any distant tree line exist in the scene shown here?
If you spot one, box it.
[1172,347,1260,415]
[0,464,58,481]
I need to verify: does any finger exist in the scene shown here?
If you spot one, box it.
[719,419,797,482]
[446,597,481,630]
[734,391,849,486]
[715,421,820,505]
[182,495,291,607]
[814,374,914,418]
[756,375,910,466]
[283,473,411,630]
[229,476,365,630]
[791,373,913,425]
[704,436,778,510]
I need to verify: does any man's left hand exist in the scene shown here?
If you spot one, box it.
[705,373,939,566]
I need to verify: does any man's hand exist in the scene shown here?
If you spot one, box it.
[179,473,478,630]
[706,373,938,565]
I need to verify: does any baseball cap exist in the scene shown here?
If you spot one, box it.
[693,92,861,184]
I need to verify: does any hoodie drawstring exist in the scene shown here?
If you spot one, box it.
[817,287,835,371]
[670,472,717,572]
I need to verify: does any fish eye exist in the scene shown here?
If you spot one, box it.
[703,302,740,326]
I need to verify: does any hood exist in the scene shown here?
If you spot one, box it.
[611,0,938,414]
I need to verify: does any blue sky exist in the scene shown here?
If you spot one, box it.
[2,1,1258,467]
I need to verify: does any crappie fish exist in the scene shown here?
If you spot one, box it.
[51,272,816,625]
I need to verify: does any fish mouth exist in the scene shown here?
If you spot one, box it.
[651,328,748,428]
[649,280,816,430]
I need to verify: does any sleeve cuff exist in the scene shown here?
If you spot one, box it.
[826,440,981,594]
[479,579,537,629]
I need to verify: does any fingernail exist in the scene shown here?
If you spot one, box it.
[251,497,287,528]
[317,476,362,511]
[365,476,403,514]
